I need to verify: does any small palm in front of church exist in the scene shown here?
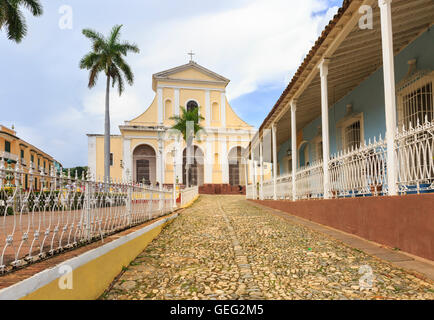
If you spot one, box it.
[170,107,205,188]
[80,25,139,183]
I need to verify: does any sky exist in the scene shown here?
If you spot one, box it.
[0,0,341,168]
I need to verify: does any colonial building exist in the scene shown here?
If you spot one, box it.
[245,0,434,261]
[0,124,61,190]
[88,60,258,193]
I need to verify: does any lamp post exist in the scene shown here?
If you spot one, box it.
[171,147,177,208]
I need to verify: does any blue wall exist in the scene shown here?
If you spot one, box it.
[277,27,434,172]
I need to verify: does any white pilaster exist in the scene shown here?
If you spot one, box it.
[174,89,180,116]
[205,90,211,127]
[291,100,298,201]
[221,139,229,184]
[272,124,278,200]
[157,88,163,124]
[259,140,264,200]
[379,0,397,196]
[122,138,132,182]
[319,58,331,199]
[221,92,227,128]
[204,141,213,184]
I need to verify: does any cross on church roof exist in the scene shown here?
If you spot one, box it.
[188,50,195,62]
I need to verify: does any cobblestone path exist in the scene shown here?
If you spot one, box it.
[102,195,434,300]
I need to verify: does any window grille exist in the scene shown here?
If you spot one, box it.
[401,81,433,129]
[343,121,361,150]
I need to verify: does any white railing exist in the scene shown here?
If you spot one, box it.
[246,184,254,199]
[329,137,387,198]
[263,180,274,199]
[276,174,293,199]
[0,161,174,274]
[246,119,434,201]
[296,160,324,199]
[396,118,434,194]
[180,186,199,206]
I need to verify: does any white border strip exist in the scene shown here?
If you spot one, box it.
[0,214,178,300]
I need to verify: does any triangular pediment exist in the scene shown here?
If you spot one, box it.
[152,61,230,90]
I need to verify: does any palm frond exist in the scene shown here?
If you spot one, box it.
[20,0,43,16]
[108,24,122,46]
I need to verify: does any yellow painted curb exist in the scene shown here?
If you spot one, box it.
[0,215,177,300]
[181,195,200,209]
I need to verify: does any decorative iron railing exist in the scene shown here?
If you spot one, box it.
[276,174,293,200]
[180,186,199,206]
[329,137,387,198]
[262,180,274,200]
[396,117,434,194]
[296,160,324,199]
[0,161,174,274]
[247,121,434,200]
[246,184,254,199]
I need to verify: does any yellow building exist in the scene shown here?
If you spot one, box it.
[0,125,61,190]
[88,61,258,191]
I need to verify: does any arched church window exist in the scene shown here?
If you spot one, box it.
[187,100,199,112]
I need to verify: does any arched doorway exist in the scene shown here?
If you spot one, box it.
[182,146,204,187]
[133,145,156,185]
[228,147,246,186]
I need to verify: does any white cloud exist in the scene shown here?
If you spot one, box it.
[81,0,339,128]
[135,0,337,100]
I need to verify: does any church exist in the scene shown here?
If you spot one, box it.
[87,59,257,194]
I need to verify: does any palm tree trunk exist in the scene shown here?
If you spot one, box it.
[104,75,111,188]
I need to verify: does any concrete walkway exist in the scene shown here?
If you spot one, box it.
[102,195,434,300]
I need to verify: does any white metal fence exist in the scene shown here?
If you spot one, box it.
[180,186,199,206]
[276,174,293,199]
[0,163,174,274]
[249,119,434,200]
[396,118,434,194]
[296,160,324,199]
[329,138,387,197]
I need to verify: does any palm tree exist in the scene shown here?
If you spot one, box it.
[170,106,205,188]
[80,25,139,184]
[0,0,43,43]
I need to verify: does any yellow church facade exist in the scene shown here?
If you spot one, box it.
[87,61,258,192]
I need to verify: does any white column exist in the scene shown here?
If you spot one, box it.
[157,88,163,124]
[221,92,227,128]
[272,125,278,200]
[122,138,132,181]
[204,141,213,184]
[379,0,398,196]
[221,139,229,184]
[252,147,257,199]
[319,58,331,199]
[174,89,180,116]
[291,100,298,201]
[253,160,258,199]
[176,139,183,184]
[205,90,211,127]
[158,135,164,186]
[259,139,264,200]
